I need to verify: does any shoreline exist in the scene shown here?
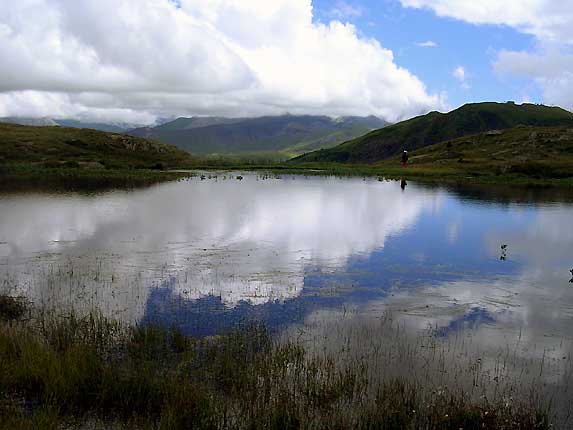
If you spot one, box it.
[1,163,572,194]
[183,162,573,188]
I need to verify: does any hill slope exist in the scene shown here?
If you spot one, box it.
[394,125,573,179]
[295,102,573,164]
[0,123,195,169]
[128,115,387,157]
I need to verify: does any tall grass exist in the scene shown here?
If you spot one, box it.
[0,294,561,429]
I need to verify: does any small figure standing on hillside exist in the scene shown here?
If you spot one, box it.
[401,150,409,167]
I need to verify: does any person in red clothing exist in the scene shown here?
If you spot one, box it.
[401,150,409,167]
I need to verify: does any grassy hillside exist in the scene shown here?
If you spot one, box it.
[285,125,573,186]
[0,122,196,170]
[295,102,573,164]
[391,125,573,178]
[128,115,387,157]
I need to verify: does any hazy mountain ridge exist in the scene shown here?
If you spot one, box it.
[128,115,388,156]
[294,102,573,164]
[0,117,150,133]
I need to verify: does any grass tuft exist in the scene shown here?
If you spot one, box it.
[0,295,28,321]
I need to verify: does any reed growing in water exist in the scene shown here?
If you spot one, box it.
[0,294,561,429]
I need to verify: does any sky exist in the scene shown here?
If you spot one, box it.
[0,0,572,124]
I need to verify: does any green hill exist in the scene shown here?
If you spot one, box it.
[128,115,387,157]
[392,125,573,179]
[0,122,196,170]
[294,102,573,164]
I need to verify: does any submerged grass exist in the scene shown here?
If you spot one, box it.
[0,294,560,429]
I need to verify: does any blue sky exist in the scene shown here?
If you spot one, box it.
[312,0,543,109]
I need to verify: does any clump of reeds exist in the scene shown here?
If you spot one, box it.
[0,294,28,321]
[0,294,558,429]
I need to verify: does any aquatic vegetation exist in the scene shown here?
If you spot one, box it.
[0,294,27,321]
[0,294,562,429]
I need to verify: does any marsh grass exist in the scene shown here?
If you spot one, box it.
[0,294,28,321]
[0,294,561,429]
[0,166,194,193]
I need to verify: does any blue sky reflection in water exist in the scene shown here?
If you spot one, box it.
[1,174,573,350]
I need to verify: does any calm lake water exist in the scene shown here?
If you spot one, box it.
[2,173,573,356]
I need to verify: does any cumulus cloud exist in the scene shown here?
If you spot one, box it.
[400,0,573,109]
[0,0,444,123]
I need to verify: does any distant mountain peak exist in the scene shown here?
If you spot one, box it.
[127,114,388,157]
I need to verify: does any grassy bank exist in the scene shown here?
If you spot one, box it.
[184,160,573,188]
[0,165,194,192]
[6,161,573,192]
[0,294,558,429]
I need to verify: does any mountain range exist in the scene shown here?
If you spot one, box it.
[294,102,573,164]
[4,103,573,170]
[128,115,388,157]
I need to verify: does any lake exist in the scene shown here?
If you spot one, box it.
[1,172,573,358]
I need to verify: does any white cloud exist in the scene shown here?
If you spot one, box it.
[0,0,445,123]
[400,0,573,109]
[495,48,573,108]
[399,0,573,43]
[452,66,470,89]
[452,66,465,81]
[416,40,438,47]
